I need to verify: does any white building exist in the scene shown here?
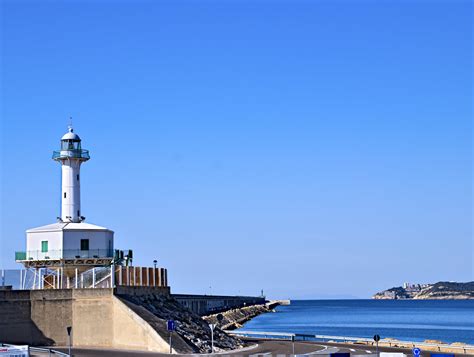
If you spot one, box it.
[17,126,115,272]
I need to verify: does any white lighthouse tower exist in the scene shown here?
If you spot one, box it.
[54,125,89,223]
[17,126,115,273]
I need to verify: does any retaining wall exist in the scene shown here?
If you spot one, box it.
[0,287,171,352]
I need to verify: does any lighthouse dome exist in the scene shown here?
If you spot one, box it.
[61,126,81,141]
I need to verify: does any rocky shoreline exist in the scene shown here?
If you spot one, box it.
[373,281,474,300]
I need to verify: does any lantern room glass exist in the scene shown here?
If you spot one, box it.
[61,140,82,151]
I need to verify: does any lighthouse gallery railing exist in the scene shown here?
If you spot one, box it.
[52,149,90,160]
[15,249,113,261]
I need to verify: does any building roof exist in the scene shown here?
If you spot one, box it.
[61,126,81,141]
[26,222,113,233]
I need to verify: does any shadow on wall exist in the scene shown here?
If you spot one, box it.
[0,295,55,346]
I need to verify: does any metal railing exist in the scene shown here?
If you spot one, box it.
[52,149,90,160]
[2,265,168,290]
[1,343,69,356]
[229,331,474,354]
[29,346,70,356]
[15,249,113,261]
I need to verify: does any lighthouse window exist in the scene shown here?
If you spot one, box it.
[64,192,66,198]
[77,174,79,181]
[81,239,89,251]
[41,241,48,253]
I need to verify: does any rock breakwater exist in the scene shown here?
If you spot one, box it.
[117,292,245,353]
[204,301,281,330]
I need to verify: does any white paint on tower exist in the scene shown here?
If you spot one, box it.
[52,126,90,223]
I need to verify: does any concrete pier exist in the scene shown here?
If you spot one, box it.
[172,294,266,315]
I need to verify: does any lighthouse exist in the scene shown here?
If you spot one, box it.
[53,125,90,223]
[17,126,115,272]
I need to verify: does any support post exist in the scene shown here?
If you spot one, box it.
[66,326,72,357]
[33,269,37,290]
[292,335,295,356]
[19,269,23,290]
[169,331,172,354]
[211,325,214,353]
[75,268,78,289]
[111,263,115,288]
[119,265,122,285]
[92,267,96,288]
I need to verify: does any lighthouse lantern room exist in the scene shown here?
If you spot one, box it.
[16,126,114,270]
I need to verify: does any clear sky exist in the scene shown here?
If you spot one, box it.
[0,0,472,299]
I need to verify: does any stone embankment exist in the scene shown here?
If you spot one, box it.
[118,292,245,353]
[204,300,287,330]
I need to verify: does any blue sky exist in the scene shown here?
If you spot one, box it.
[0,0,472,298]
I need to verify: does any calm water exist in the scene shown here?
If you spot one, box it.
[240,300,474,344]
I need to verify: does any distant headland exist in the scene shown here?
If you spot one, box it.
[373,281,474,300]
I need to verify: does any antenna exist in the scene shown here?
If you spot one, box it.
[68,116,73,131]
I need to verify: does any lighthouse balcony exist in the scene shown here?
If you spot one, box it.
[15,248,113,261]
[52,149,90,160]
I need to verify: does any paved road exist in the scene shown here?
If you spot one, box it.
[45,339,470,357]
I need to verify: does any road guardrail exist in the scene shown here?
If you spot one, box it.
[228,330,474,354]
[0,343,69,356]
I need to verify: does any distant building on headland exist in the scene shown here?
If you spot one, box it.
[402,282,430,292]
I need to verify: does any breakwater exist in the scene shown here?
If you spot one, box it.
[172,293,265,315]
[204,300,289,330]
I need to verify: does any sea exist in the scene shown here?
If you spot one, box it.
[239,300,474,344]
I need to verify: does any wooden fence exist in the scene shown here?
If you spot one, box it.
[115,266,167,287]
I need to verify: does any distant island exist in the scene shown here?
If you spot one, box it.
[373,281,474,300]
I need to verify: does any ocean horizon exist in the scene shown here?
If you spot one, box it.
[239,299,474,344]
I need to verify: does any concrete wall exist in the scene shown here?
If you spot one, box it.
[62,230,113,255]
[115,286,170,296]
[172,294,266,315]
[0,290,54,345]
[26,231,63,259]
[112,296,171,352]
[0,288,171,352]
